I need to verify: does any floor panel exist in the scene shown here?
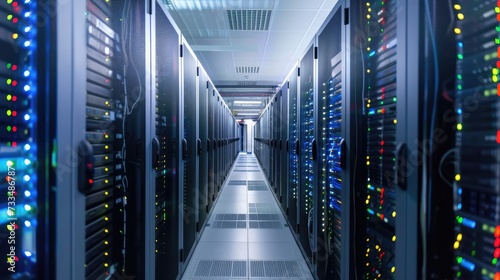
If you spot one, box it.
[181,153,313,280]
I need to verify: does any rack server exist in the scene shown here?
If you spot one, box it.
[154,3,181,278]
[317,7,343,279]
[454,0,500,278]
[362,0,398,278]
[0,0,38,278]
[299,45,316,264]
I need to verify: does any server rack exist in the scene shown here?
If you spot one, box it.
[360,0,399,278]
[198,66,209,231]
[298,44,317,265]
[316,5,344,279]
[280,82,289,213]
[153,2,181,279]
[208,85,215,208]
[453,0,500,279]
[180,40,198,266]
[0,0,41,278]
[288,66,300,233]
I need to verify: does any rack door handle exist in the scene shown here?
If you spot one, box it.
[78,140,94,194]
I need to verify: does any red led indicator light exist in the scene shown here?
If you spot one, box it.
[88,179,94,184]
[380,140,385,146]
[11,80,17,86]
[11,142,17,147]
[12,96,17,102]
[497,131,500,144]
[12,126,17,132]
[12,18,17,23]
[380,148,384,154]
[494,272,500,280]
[86,163,93,169]
[494,248,500,258]
[498,47,500,58]
[497,61,500,69]
[497,83,500,96]
[494,238,500,247]
[11,65,17,71]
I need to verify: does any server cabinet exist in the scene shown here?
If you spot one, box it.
[208,86,215,208]
[288,66,300,233]
[56,0,148,279]
[213,93,219,197]
[154,2,181,279]
[198,66,209,230]
[0,0,44,278]
[298,44,317,264]
[181,41,199,266]
[453,0,500,278]
[360,0,399,278]
[316,5,344,279]
[280,82,289,212]
[274,92,282,199]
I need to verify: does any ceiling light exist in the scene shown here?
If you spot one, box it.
[234,101,261,104]
[236,113,259,116]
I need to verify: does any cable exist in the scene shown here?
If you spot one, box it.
[438,149,456,187]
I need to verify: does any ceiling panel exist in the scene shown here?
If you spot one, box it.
[164,0,334,119]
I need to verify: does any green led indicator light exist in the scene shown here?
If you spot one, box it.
[6,126,11,132]
[6,79,12,85]
[457,256,463,264]
[471,250,476,256]
[457,74,462,80]
[458,54,463,60]
[457,272,461,277]
[7,14,12,20]
[458,85,463,90]
[492,258,498,265]
[6,110,12,116]
[7,142,11,147]
[380,101,384,105]
[496,26,500,32]
[393,97,397,102]
[6,63,11,69]
[6,94,11,101]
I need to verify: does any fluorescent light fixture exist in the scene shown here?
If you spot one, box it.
[234,100,262,104]
[236,113,259,116]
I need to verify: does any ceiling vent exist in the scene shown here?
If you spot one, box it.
[227,10,272,31]
[236,66,260,74]
[237,81,257,86]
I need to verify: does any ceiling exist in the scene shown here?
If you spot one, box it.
[163,0,337,120]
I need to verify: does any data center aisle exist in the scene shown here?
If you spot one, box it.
[182,153,313,280]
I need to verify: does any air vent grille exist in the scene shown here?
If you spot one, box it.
[236,66,260,74]
[237,81,257,86]
[227,10,272,31]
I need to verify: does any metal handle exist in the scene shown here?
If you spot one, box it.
[198,139,202,156]
[312,139,317,161]
[182,138,188,160]
[295,140,300,155]
[340,138,346,170]
[78,140,95,194]
[152,137,160,169]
